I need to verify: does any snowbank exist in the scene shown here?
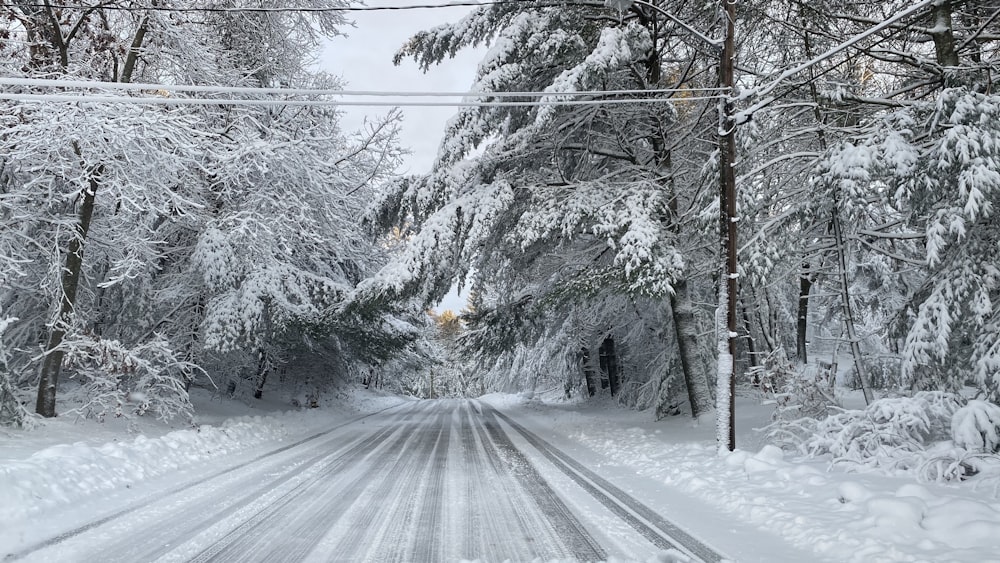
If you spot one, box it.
[0,388,408,528]
[1,412,297,525]
[575,425,1000,562]
[486,392,1000,562]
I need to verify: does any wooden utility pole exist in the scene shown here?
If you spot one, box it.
[717,0,738,452]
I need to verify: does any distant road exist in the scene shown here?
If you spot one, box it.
[5,400,724,562]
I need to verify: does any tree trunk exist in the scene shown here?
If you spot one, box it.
[751,286,776,353]
[929,1,959,68]
[253,347,268,400]
[642,18,715,421]
[670,277,713,418]
[797,264,813,364]
[34,13,151,417]
[121,15,149,84]
[831,211,874,404]
[1,366,22,427]
[581,347,597,397]
[35,168,101,417]
[739,297,760,383]
[182,296,205,392]
[599,337,620,396]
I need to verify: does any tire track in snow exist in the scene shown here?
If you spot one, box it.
[485,403,727,563]
[13,399,723,562]
[409,405,451,562]
[289,408,437,563]
[326,408,443,561]
[5,401,411,563]
[152,411,408,563]
[186,418,409,563]
[190,402,438,562]
[469,402,555,560]
[356,408,451,563]
[477,404,608,562]
[456,402,488,558]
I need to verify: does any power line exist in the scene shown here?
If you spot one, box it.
[1,0,568,13]
[0,91,720,107]
[0,76,730,98]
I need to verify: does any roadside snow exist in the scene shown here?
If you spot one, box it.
[5,386,998,562]
[0,388,407,530]
[0,414,291,525]
[489,391,1000,563]
[694,443,1000,562]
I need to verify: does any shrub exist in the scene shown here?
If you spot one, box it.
[62,333,195,423]
[768,391,989,481]
[952,400,1000,453]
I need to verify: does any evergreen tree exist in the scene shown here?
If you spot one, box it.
[367,0,722,416]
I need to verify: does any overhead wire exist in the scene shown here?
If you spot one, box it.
[0,0,585,13]
[0,1,726,108]
[0,91,722,107]
[0,0,727,107]
[0,76,730,98]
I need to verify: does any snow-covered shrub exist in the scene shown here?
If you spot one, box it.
[919,390,967,439]
[771,391,972,479]
[61,334,195,423]
[806,400,929,467]
[952,400,1000,453]
[751,348,796,397]
[857,355,904,390]
[770,356,839,424]
[917,443,991,483]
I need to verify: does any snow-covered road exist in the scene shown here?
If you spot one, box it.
[3,400,721,562]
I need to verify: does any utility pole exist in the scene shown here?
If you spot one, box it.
[610,0,740,451]
[716,0,738,452]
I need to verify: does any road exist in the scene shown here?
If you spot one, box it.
[4,400,724,562]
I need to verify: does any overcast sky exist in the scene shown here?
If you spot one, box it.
[320,2,484,312]
[320,2,484,174]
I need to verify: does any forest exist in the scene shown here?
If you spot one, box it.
[0,0,999,465]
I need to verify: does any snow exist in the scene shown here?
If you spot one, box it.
[484,391,1000,563]
[0,388,408,536]
[1,415,284,524]
[952,400,1000,452]
[3,388,999,562]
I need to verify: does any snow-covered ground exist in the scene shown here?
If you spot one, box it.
[0,387,409,533]
[486,391,1000,563]
[1,387,998,562]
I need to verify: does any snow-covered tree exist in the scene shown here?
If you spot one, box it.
[892,89,1000,400]
[366,0,723,417]
[0,0,405,417]
[731,0,999,403]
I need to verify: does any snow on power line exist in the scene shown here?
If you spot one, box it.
[0,91,722,107]
[0,76,725,98]
[0,76,724,108]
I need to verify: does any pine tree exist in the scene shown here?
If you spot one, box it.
[367,0,722,416]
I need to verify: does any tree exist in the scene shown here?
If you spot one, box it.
[373,0,1000,423]
[0,0,405,417]
[368,0,724,417]
[736,0,1000,403]
[433,310,464,340]
[0,2,198,417]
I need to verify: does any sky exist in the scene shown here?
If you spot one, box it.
[320,2,485,174]
[320,2,484,313]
